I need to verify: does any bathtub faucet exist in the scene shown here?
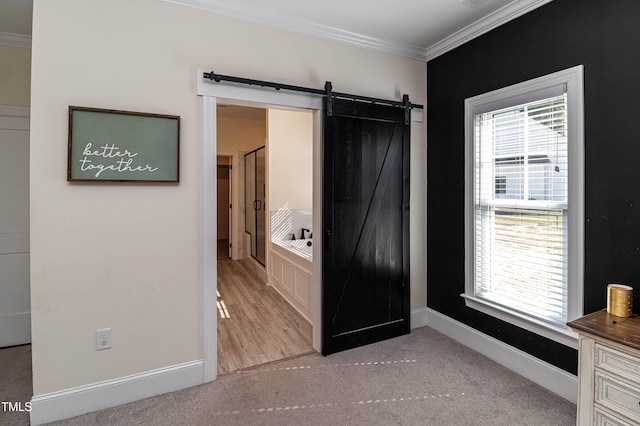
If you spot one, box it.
[300,228,310,240]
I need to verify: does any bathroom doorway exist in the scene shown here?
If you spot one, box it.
[215,103,315,375]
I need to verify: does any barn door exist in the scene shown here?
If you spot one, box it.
[322,98,410,355]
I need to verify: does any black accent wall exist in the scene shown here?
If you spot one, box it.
[427,0,640,374]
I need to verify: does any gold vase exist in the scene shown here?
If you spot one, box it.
[607,284,633,318]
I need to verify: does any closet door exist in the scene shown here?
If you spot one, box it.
[0,108,31,347]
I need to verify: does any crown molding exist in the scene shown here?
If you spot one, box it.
[162,0,428,61]
[163,0,552,63]
[0,31,31,48]
[426,0,554,61]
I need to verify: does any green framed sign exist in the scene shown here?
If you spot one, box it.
[68,106,180,182]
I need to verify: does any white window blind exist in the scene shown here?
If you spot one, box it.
[474,93,569,326]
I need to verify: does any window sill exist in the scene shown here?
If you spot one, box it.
[461,293,578,349]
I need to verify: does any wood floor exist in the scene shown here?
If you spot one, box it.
[217,244,314,374]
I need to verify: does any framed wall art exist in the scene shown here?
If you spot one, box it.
[68,106,180,182]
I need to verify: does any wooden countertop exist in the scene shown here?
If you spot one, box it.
[568,309,640,351]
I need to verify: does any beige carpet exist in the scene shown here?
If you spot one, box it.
[39,327,576,425]
[0,344,31,426]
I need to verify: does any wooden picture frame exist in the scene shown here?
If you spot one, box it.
[68,106,180,182]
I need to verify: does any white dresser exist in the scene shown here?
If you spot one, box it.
[569,310,640,425]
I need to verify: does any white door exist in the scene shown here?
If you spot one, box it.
[0,106,30,347]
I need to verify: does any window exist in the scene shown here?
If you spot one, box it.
[494,175,506,196]
[463,66,584,347]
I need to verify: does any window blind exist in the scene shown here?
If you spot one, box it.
[474,93,569,325]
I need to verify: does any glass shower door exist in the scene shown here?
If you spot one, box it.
[245,147,266,266]
[255,147,266,265]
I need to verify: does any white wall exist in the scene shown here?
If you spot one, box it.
[30,0,427,401]
[217,116,266,153]
[267,109,313,212]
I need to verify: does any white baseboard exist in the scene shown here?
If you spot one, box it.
[418,308,577,403]
[30,360,204,425]
[411,307,431,329]
[28,309,576,424]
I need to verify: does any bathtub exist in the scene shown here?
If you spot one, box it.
[274,239,313,259]
[269,239,314,323]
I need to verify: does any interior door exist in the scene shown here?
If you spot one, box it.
[0,108,31,347]
[322,98,410,355]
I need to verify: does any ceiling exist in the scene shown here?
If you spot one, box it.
[176,0,516,51]
[1,0,551,59]
[166,0,551,59]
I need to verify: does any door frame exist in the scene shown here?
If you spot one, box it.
[198,71,324,382]
[227,156,232,259]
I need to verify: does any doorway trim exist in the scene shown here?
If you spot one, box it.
[198,70,324,382]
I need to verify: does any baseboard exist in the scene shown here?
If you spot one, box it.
[420,308,577,403]
[28,309,575,424]
[411,307,430,329]
[30,360,204,425]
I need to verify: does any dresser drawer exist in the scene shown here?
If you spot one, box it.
[597,343,640,385]
[595,406,637,426]
[596,371,640,422]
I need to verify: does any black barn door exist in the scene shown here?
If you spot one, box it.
[322,98,410,355]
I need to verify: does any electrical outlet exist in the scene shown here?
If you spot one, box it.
[96,328,112,351]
